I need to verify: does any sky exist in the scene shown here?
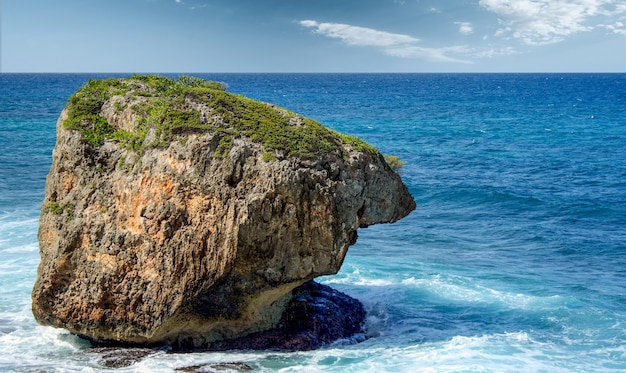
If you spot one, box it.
[1,0,626,72]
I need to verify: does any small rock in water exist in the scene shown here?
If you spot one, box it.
[176,362,253,372]
[85,347,157,368]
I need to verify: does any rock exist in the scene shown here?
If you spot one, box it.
[201,281,366,351]
[32,75,415,349]
[176,362,253,372]
[85,347,157,368]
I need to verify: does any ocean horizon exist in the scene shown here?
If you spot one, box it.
[1,72,625,372]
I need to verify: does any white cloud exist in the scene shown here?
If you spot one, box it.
[299,20,472,63]
[471,46,519,58]
[599,21,626,34]
[479,0,625,45]
[299,20,419,48]
[385,45,475,63]
[456,22,475,35]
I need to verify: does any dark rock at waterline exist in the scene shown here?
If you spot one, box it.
[86,347,253,371]
[194,281,366,352]
[176,362,253,373]
[176,362,253,372]
[85,347,157,368]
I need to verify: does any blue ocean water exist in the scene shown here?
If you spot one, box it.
[1,73,625,372]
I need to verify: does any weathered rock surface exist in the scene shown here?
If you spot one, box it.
[32,76,415,349]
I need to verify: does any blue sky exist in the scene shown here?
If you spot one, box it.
[2,0,625,72]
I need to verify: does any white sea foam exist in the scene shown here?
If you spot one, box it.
[3,242,38,254]
[322,268,395,288]
[162,332,570,373]
[0,322,88,371]
[325,276,395,287]
[400,275,565,310]
[0,330,611,373]
[326,269,565,313]
[0,212,38,231]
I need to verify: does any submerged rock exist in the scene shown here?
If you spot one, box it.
[32,75,415,349]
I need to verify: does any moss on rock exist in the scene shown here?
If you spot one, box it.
[62,75,385,162]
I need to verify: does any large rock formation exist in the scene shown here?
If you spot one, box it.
[32,75,415,349]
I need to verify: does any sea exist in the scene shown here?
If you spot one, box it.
[1,73,625,372]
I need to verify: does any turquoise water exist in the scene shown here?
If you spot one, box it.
[1,73,625,372]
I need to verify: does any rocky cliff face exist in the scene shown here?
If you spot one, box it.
[32,75,415,349]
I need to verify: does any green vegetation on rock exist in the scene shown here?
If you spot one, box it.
[62,75,396,164]
[214,135,234,158]
[383,155,406,171]
[47,202,75,220]
[262,152,278,162]
[63,75,223,147]
[47,202,64,215]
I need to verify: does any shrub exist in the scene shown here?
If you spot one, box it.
[383,155,406,171]
[48,202,63,215]
[214,136,234,158]
[262,152,277,162]
[48,202,75,219]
